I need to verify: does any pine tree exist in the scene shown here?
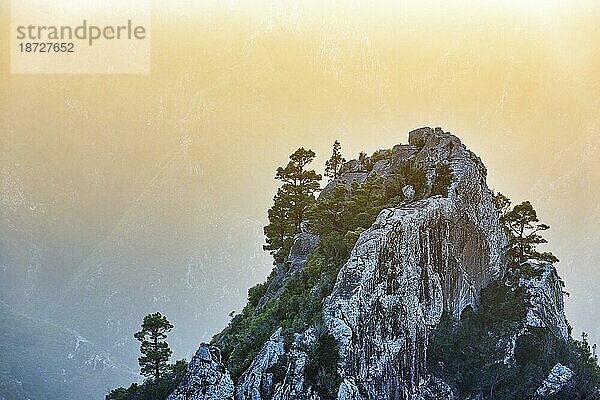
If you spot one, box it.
[358,151,370,171]
[263,188,296,261]
[134,312,173,381]
[492,193,558,264]
[492,191,511,219]
[345,173,385,229]
[324,141,346,181]
[264,148,322,261]
[306,184,349,235]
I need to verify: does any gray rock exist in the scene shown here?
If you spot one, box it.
[339,160,365,174]
[402,185,415,201]
[324,128,507,399]
[388,145,418,174]
[319,173,368,200]
[236,328,285,400]
[167,344,234,400]
[256,233,320,311]
[535,363,574,398]
[520,261,569,341]
[168,127,577,400]
[287,233,320,276]
[271,329,320,400]
[408,127,434,148]
[371,159,390,176]
[419,376,455,400]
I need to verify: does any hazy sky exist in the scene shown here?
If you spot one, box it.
[1,0,599,353]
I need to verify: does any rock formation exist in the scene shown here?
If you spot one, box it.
[167,344,234,400]
[323,128,507,398]
[168,128,592,400]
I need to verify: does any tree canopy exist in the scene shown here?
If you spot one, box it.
[264,148,322,262]
[493,192,558,264]
[324,140,346,181]
[134,312,174,381]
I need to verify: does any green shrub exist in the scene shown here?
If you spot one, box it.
[214,156,435,384]
[105,360,187,400]
[384,160,427,204]
[428,281,600,399]
[305,333,342,399]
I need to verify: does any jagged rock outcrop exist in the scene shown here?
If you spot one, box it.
[167,344,234,400]
[168,127,583,400]
[520,261,569,341]
[324,128,506,399]
[535,363,574,398]
[271,329,320,400]
[235,328,286,400]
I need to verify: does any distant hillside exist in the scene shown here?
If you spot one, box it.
[0,302,136,400]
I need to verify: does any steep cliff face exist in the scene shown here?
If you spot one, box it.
[169,128,584,400]
[324,128,506,399]
[520,261,569,341]
[167,344,234,400]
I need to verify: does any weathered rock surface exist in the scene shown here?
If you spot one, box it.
[271,329,320,400]
[324,128,506,399]
[167,344,234,400]
[257,233,320,311]
[534,363,574,398]
[235,328,285,400]
[520,261,569,341]
[168,127,580,400]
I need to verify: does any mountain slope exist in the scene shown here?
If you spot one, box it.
[0,302,137,400]
[166,128,600,400]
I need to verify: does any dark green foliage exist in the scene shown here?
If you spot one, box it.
[430,164,454,197]
[213,238,348,380]
[492,191,511,217]
[492,193,559,264]
[264,148,322,262]
[325,141,346,180]
[105,360,187,400]
[306,173,385,236]
[384,160,427,204]
[217,153,430,381]
[305,333,343,399]
[134,313,173,381]
[428,282,529,398]
[247,280,269,307]
[345,174,386,229]
[358,151,371,171]
[428,282,600,399]
[306,185,350,235]
[355,149,391,172]
[268,353,290,384]
[263,188,297,262]
[370,149,392,165]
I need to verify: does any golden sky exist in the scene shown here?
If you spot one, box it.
[1,0,600,349]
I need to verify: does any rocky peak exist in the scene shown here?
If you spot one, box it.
[168,127,581,400]
[324,128,506,398]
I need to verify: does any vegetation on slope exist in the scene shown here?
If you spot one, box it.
[428,281,600,399]
[105,360,187,400]
[213,143,441,397]
[428,195,600,399]
[105,313,186,400]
